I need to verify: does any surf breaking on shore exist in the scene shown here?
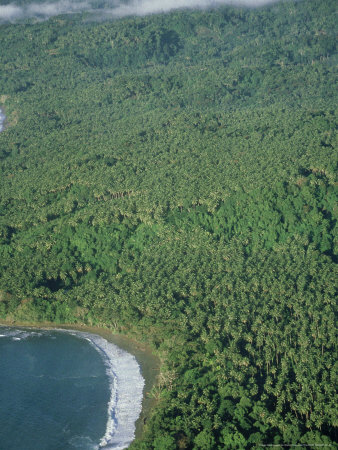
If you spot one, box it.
[0,114,145,448]
[64,330,145,450]
[0,327,145,450]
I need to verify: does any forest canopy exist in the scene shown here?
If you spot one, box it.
[0,0,337,447]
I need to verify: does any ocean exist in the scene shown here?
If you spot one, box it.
[0,327,144,450]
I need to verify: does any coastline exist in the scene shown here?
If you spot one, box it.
[0,319,160,444]
[0,108,159,446]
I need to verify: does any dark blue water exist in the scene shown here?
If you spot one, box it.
[0,328,111,450]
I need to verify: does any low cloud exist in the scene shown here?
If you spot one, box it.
[105,0,276,16]
[0,0,277,22]
[0,0,91,21]
[0,4,23,20]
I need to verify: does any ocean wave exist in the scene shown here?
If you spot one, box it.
[0,327,43,340]
[61,330,145,450]
[0,326,145,448]
[69,434,99,449]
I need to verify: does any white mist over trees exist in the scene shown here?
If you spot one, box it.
[0,0,277,22]
[1,0,336,447]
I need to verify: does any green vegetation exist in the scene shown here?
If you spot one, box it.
[0,0,337,447]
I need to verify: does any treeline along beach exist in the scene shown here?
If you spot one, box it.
[0,0,337,447]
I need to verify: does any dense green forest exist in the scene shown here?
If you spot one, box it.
[0,0,337,447]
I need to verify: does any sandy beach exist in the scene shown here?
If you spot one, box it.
[0,319,160,444]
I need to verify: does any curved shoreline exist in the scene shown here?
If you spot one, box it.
[59,329,144,449]
[0,111,160,446]
[0,320,160,445]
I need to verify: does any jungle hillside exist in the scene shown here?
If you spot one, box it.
[0,0,337,447]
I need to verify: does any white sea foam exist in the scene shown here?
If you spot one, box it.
[0,326,145,449]
[55,329,145,450]
[0,326,42,341]
[0,328,43,340]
